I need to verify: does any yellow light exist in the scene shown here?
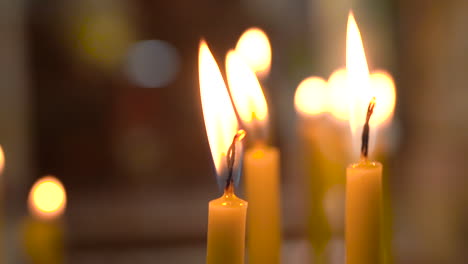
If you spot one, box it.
[0,145,5,175]
[29,176,66,220]
[347,11,373,138]
[235,28,272,78]
[226,50,268,136]
[199,40,239,177]
[294,77,328,115]
[369,71,396,126]
[328,68,350,121]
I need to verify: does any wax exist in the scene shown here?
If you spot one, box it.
[22,218,64,264]
[206,184,248,264]
[346,161,382,264]
[244,145,281,264]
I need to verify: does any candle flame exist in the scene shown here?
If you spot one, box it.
[235,28,271,78]
[294,77,328,115]
[0,146,5,175]
[199,40,241,184]
[347,11,397,159]
[226,50,268,140]
[28,176,66,220]
[347,11,373,137]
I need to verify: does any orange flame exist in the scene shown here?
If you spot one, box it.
[226,50,268,139]
[199,40,239,178]
[28,176,67,220]
[235,28,271,78]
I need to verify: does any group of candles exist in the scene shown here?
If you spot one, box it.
[201,11,396,264]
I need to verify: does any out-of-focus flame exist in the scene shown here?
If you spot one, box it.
[199,40,240,179]
[328,68,349,121]
[226,50,268,139]
[28,176,66,220]
[294,77,328,116]
[369,71,396,126]
[235,28,271,78]
[0,146,5,175]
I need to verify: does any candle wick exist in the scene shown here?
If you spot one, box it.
[361,97,376,161]
[225,129,247,190]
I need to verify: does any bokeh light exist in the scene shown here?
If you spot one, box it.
[73,1,134,69]
[328,68,350,121]
[28,176,67,220]
[126,40,180,88]
[369,71,396,126]
[294,77,329,115]
[236,28,272,78]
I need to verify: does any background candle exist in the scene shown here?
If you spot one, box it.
[199,40,248,264]
[226,48,281,264]
[23,176,66,264]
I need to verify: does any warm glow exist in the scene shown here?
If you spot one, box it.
[0,145,4,175]
[369,71,396,126]
[199,40,239,178]
[294,77,328,115]
[347,11,373,138]
[28,176,66,220]
[235,28,271,78]
[328,68,350,121]
[226,50,268,136]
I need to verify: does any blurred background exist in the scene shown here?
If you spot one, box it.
[1,0,468,263]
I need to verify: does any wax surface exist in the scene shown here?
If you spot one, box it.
[206,187,247,264]
[23,218,64,264]
[346,161,382,264]
[244,146,281,264]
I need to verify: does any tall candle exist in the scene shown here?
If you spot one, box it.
[199,40,248,264]
[23,176,66,264]
[226,49,281,264]
[345,12,383,264]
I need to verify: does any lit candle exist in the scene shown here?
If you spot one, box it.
[226,48,281,264]
[23,176,67,264]
[345,12,383,264]
[199,40,248,264]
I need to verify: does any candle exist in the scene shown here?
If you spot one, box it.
[226,49,281,264]
[23,176,66,264]
[199,40,248,264]
[345,12,383,264]
[0,146,5,261]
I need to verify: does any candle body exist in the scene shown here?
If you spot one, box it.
[346,161,382,264]
[206,188,248,264]
[22,217,64,264]
[244,146,281,264]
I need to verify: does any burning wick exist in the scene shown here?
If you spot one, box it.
[361,97,376,161]
[226,129,247,190]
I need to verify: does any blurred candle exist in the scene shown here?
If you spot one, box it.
[0,146,5,262]
[199,40,248,264]
[23,176,66,264]
[226,49,281,264]
[345,12,383,264]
